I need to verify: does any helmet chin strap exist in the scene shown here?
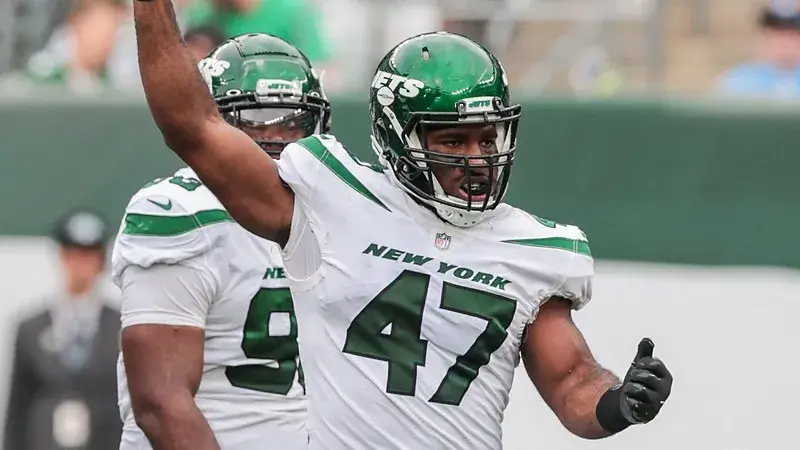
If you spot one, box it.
[432,203,487,228]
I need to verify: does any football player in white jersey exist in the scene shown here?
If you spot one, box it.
[131,1,674,448]
[112,33,331,450]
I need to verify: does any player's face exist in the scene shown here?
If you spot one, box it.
[424,124,499,204]
[238,121,307,158]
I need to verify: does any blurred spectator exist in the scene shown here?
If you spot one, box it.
[718,1,800,97]
[26,0,126,93]
[318,0,440,92]
[182,0,330,64]
[184,25,226,60]
[569,47,625,97]
[442,0,501,53]
[103,2,223,91]
[3,209,121,450]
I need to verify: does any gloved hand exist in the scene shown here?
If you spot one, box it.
[596,337,673,432]
[618,338,673,424]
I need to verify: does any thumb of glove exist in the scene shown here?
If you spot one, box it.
[633,337,654,363]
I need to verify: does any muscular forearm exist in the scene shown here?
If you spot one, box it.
[136,397,220,450]
[133,0,218,150]
[552,361,621,439]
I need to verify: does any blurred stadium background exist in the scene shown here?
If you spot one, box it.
[1,0,799,448]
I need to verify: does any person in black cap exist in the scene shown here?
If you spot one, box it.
[51,208,111,294]
[718,0,800,96]
[3,208,122,450]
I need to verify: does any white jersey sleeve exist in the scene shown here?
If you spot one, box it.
[119,261,216,329]
[277,134,384,207]
[111,170,237,326]
[275,137,325,206]
[112,187,230,273]
[543,223,593,310]
[276,134,379,281]
[499,210,594,311]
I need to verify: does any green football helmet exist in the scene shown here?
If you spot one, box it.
[199,33,331,156]
[369,31,521,227]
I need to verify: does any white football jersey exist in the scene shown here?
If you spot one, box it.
[111,168,307,450]
[276,135,593,450]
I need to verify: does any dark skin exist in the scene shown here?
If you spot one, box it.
[426,124,498,202]
[122,325,215,450]
[239,121,307,145]
[240,121,308,155]
[523,298,621,439]
[133,0,621,440]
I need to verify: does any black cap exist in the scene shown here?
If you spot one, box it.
[761,1,800,29]
[52,208,109,249]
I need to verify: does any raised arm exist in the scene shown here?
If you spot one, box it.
[132,0,292,243]
[522,298,672,439]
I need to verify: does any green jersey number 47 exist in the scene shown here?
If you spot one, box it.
[342,270,517,406]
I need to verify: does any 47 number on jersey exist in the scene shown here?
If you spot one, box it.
[343,270,517,406]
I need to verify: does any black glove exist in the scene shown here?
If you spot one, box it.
[596,338,673,432]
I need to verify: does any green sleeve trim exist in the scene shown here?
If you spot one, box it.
[123,209,234,236]
[502,237,592,257]
[296,136,391,212]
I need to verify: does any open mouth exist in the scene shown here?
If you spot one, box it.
[457,178,491,203]
[257,141,289,154]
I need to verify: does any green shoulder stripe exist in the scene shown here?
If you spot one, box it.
[296,136,390,212]
[123,210,233,236]
[502,237,592,257]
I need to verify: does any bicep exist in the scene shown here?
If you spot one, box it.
[120,263,214,402]
[522,298,595,403]
[184,117,294,242]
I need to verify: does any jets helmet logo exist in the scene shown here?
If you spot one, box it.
[371,70,425,103]
[198,58,230,77]
[197,58,230,92]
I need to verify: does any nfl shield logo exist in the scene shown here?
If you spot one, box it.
[434,232,451,250]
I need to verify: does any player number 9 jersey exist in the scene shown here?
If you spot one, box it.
[112,168,307,450]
